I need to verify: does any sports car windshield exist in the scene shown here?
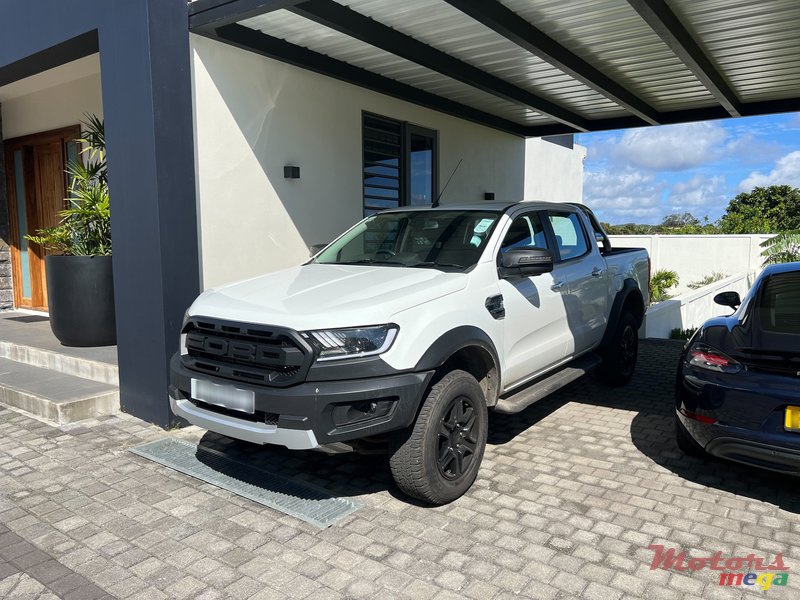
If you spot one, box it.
[314,210,501,271]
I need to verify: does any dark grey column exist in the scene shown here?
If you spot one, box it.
[0,105,12,311]
[0,0,200,426]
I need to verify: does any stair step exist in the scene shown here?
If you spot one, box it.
[0,340,118,385]
[0,358,119,424]
[494,354,601,415]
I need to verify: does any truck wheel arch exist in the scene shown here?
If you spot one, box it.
[601,279,645,349]
[415,326,501,406]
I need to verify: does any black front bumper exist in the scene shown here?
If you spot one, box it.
[170,354,432,445]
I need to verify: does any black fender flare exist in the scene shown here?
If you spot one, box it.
[600,279,645,349]
[414,326,501,400]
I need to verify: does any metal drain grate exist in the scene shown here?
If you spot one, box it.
[129,438,360,528]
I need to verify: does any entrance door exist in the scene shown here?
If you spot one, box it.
[4,126,80,311]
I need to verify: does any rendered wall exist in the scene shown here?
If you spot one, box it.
[523,137,585,203]
[1,59,103,140]
[193,34,539,288]
[610,234,772,296]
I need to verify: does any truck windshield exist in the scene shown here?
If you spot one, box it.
[314,210,501,271]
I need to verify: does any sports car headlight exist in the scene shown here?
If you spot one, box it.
[301,325,398,361]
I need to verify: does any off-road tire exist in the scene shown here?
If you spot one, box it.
[390,370,488,505]
[675,413,706,457]
[597,311,639,386]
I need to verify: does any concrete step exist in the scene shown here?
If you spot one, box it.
[0,357,119,424]
[0,340,118,385]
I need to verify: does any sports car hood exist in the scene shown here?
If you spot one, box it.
[189,263,468,330]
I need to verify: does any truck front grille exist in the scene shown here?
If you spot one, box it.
[182,318,313,387]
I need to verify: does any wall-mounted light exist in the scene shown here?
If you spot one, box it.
[284,166,300,179]
[484,192,495,201]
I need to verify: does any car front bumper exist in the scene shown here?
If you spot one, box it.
[169,354,432,449]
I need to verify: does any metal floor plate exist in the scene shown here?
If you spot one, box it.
[129,438,360,528]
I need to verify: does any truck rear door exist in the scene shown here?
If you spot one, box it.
[544,209,608,355]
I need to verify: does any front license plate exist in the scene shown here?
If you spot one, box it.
[191,379,255,414]
[785,406,800,432]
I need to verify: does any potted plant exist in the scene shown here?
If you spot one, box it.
[26,115,115,346]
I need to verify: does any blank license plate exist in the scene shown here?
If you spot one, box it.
[785,406,800,432]
[191,379,255,414]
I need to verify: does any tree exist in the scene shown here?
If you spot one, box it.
[660,212,700,229]
[760,230,800,265]
[718,185,800,234]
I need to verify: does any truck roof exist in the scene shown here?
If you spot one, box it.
[382,201,584,213]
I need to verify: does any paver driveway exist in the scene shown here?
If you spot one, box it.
[0,340,798,599]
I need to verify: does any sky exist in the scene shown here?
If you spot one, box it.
[575,111,800,225]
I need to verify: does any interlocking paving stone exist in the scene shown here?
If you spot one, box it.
[1,341,800,599]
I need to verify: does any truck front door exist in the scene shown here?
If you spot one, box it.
[497,210,570,390]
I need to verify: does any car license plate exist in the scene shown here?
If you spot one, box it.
[785,406,800,432]
[191,379,255,414]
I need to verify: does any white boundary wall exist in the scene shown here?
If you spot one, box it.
[610,234,771,296]
[644,272,755,339]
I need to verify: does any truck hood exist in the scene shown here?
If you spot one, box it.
[190,263,468,330]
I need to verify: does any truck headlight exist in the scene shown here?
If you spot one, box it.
[301,325,398,361]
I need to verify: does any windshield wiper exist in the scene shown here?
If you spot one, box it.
[409,262,466,271]
[335,259,405,266]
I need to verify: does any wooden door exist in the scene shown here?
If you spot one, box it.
[4,126,79,311]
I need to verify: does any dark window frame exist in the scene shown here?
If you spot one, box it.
[543,209,592,263]
[362,112,438,216]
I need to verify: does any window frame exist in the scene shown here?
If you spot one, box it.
[543,209,592,263]
[362,112,439,216]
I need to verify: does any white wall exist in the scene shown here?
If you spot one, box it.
[192,35,584,289]
[524,137,585,202]
[1,71,103,140]
[644,272,755,338]
[610,234,771,296]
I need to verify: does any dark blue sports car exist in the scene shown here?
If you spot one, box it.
[675,262,800,474]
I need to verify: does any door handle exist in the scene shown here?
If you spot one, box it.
[551,280,566,291]
[591,268,605,277]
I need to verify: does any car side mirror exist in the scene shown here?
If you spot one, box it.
[713,291,741,310]
[499,248,554,279]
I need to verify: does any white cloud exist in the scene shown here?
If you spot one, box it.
[668,174,727,210]
[738,150,800,192]
[584,170,664,222]
[610,122,728,171]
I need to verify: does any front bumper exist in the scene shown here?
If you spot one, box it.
[170,354,432,449]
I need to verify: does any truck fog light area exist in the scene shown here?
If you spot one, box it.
[331,399,396,427]
[301,325,398,361]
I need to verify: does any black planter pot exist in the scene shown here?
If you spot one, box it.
[45,255,116,347]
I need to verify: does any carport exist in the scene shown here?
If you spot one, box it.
[190,0,800,136]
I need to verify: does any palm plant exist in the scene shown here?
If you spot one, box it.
[760,230,800,266]
[649,269,679,303]
[26,114,111,256]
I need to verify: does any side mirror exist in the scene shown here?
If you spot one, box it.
[594,231,605,243]
[499,248,553,279]
[713,291,741,310]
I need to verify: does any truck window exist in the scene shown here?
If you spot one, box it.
[500,213,548,253]
[548,212,589,261]
[315,210,501,270]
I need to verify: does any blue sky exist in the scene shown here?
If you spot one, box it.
[575,112,800,225]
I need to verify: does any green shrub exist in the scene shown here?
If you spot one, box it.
[687,271,727,290]
[669,327,697,340]
[650,269,679,303]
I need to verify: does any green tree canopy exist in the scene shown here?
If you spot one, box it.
[717,185,800,234]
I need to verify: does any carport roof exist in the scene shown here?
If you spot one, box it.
[189,0,800,137]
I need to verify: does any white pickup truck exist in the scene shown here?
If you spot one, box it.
[170,202,649,504]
